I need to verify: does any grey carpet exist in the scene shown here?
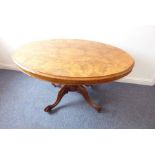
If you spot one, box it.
[0,69,155,129]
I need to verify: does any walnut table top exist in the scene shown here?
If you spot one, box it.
[13,39,134,85]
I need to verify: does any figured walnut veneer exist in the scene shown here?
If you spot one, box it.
[13,39,134,85]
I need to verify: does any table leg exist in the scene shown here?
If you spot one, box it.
[44,85,102,112]
[77,85,102,112]
[44,85,69,112]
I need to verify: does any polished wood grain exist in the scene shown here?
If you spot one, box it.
[13,39,134,85]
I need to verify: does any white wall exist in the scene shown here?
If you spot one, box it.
[0,0,155,85]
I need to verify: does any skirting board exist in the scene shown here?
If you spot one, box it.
[117,77,154,86]
[0,63,154,86]
[0,63,17,71]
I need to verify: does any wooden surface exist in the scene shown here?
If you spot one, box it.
[12,39,134,84]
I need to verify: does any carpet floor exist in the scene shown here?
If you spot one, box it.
[0,69,155,129]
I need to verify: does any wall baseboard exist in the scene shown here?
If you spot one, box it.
[0,63,154,86]
[118,77,154,86]
[0,63,17,70]
[152,75,155,86]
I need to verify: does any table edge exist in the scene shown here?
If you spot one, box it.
[14,61,135,85]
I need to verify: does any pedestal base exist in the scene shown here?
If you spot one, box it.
[44,85,102,112]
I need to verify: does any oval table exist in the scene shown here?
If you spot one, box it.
[12,39,134,112]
